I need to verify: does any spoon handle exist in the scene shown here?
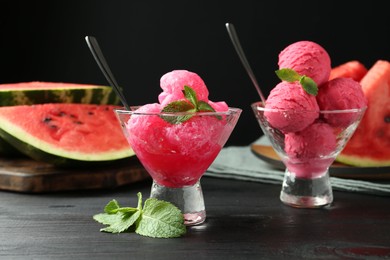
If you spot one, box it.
[85,36,130,110]
[225,23,266,104]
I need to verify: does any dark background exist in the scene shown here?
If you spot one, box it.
[1,0,389,146]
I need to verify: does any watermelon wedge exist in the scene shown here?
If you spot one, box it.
[336,60,390,166]
[329,60,368,82]
[0,81,122,157]
[0,104,135,167]
[0,81,120,106]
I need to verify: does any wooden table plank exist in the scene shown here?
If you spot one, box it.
[1,177,389,259]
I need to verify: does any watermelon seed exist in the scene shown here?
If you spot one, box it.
[385,116,390,123]
[88,112,94,115]
[43,117,52,123]
[73,121,83,125]
[59,111,66,116]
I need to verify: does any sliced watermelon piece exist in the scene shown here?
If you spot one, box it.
[0,104,135,167]
[0,81,121,157]
[0,81,120,106]
[329,60,368,82]
[336,60,390,166]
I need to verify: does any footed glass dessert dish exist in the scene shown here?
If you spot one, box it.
[251,102,366,208]
[115,107,241,225]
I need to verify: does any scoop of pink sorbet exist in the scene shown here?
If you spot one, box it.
[264,81,319,133]
[126,103,228,187]
[316,77,368,127]
[284,122,337,178]
[208,101,229,112]
[125,70,231,187]
[158,70,209,106]
[285,122,337,158]
[127,103,226,156]
[278,41,331,86]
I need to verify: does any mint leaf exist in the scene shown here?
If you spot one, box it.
[93,192,186,238]
[275,68,318,96]
[93,213,119,226]
[183,85,198,107]
[161,86,222,124]
[197,100,216,112]
[116,207,139,214]
[160,100,196,124]
[136,191,143,210]
[103,199,138,214]
[136,198,186,238]
[100,211,141,233]
[198,101,222,120]
[275,68,301,82]
[300,76,318,96]
[164,114,195,125]
[161,101,194,113]
[104,199,121,213]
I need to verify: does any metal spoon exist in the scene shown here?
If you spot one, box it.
[85,36,130,110]
[225,23,266,104]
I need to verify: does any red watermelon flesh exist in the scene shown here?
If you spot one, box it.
[336,60,390,166]
[329,60,368,82]
[0,81,122,157]
[0,104,134,166]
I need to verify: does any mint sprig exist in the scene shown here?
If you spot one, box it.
[275,68,318,96]
[93,192,186,238]
[160,85,221,124]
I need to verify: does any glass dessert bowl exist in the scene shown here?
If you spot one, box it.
[251,101,367,208]
[115,107,242,225]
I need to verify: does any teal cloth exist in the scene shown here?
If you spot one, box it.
[205,137,390,196]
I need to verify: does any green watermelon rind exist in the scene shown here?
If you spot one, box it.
[0,136,23,156]
[336,154,390,167]
[0,117,135,167]
[0,87,120,106]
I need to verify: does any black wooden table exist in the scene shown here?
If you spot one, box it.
[1,177,390,259]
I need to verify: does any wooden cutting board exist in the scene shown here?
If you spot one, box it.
[0,156,150,193]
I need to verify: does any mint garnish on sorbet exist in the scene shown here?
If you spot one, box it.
[161,85,221,124]
[275,68,318,96]
[93,192,186,238]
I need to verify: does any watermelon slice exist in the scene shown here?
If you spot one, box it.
[0,104,135,167]
[0,81,120,106]
[336,60,390,166]
[329,60,368,82]
[0,81,121,156]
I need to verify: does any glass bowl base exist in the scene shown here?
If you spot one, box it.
[183,210,206,226]
[280,192,333,208]
[280,169,333,208]
[150,179,206,225]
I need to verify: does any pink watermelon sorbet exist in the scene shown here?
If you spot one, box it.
[264,81,319,133]
[278,40,331,86]
[316,77,368,127]
[122,70,236,187]
[260,40,367,180]
[158,70,209,106]
[284,122,337,178]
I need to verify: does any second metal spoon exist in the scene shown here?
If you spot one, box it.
[85,36,130,110]
[225,23,266,104]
